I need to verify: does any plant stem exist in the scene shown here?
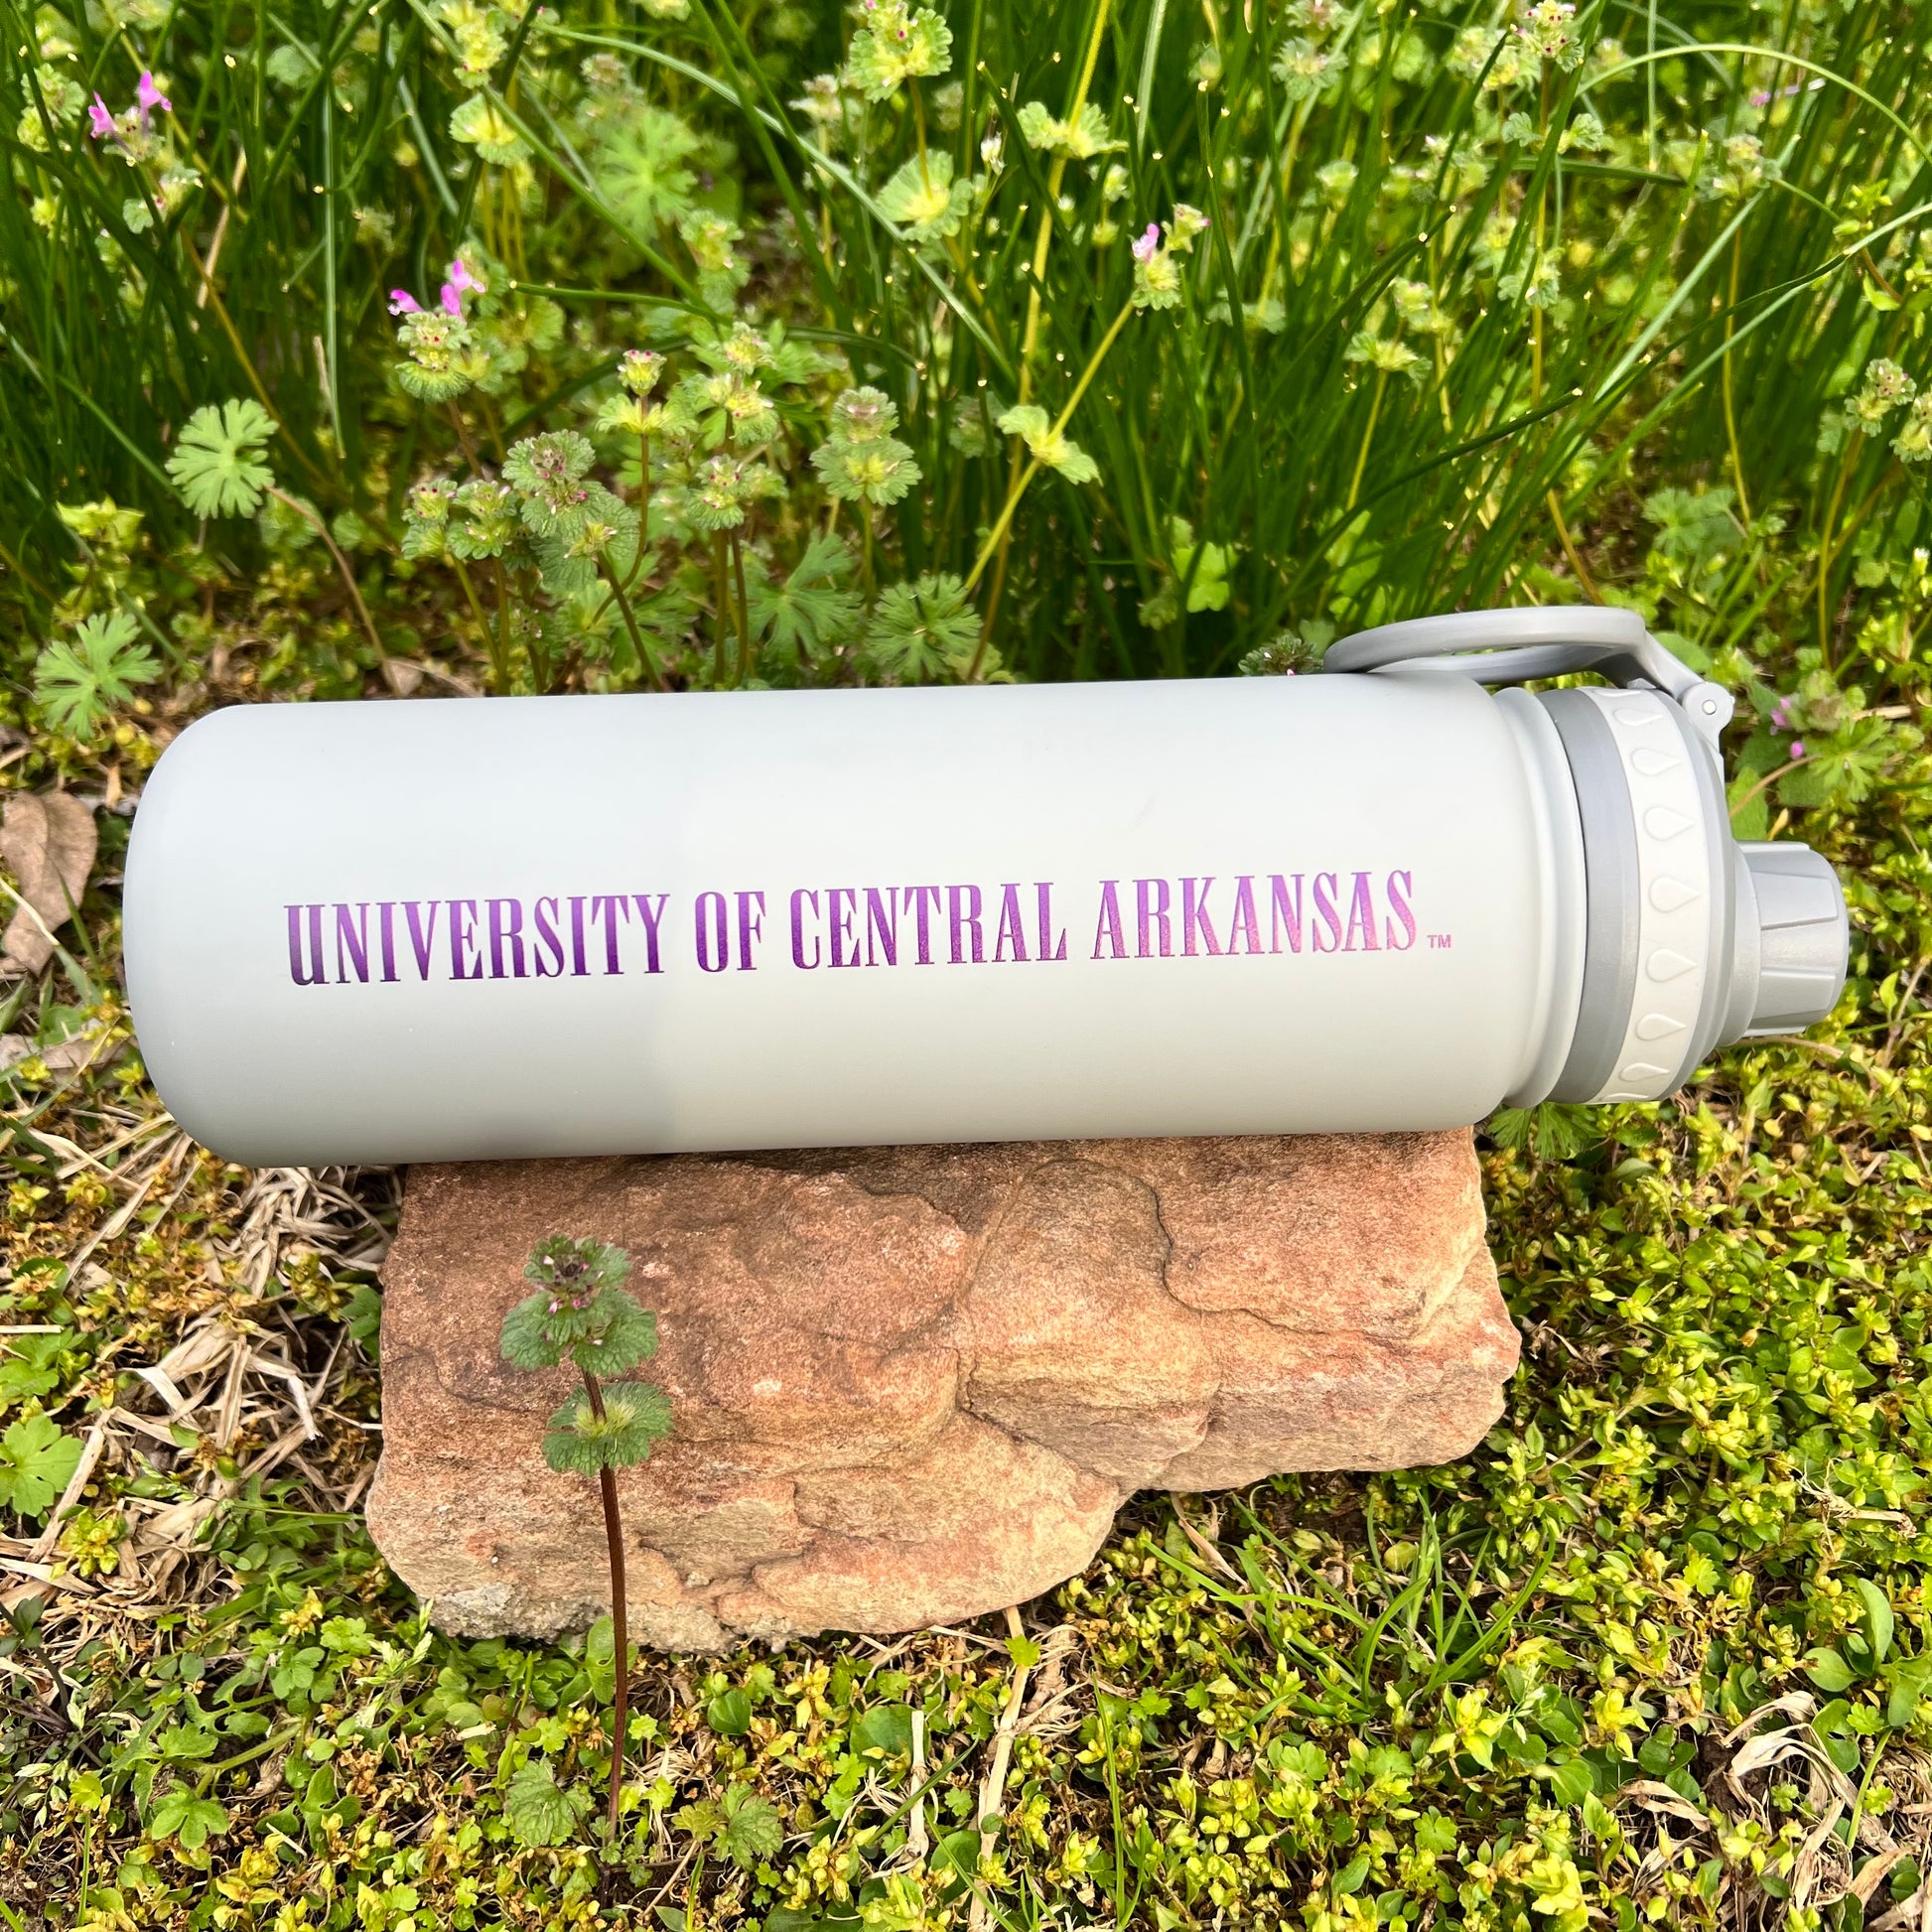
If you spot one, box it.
[1548,492,1601,602]
[1345,370,1388,513]
[1817,443,1856,662]
[729,528,753,687]
[268,487,384,661]
[492,558,515,689]
[963,297,1136,624]
[446,403,484,477]
[450,555,505,685]
[623,435,653,592]
[713,533,731,686]
[984,0,1115,635]
[599,554,665,691]
[580,1369,630,1838]
[1723,229,1752,524]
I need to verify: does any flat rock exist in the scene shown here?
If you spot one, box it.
[366,1135,1518,1646]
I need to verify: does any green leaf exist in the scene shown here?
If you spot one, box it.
[542,1379,673,1475]
[586,1614,619,1705]
[166,399,277,519]
[865,574,980,682]
[592,102,699,234]
[33,613,161,740]
[708,1687,754,1735]
[0,1412,82,1520]
[1854,1579,1895,1666]
[852,1703,914,1758]
[343,1283,382,1359]
[0,1331,67,1412]
[147,1788,229,1852]
[503,1758,589,1848]
[498,1289,567,1369]
[995,404,1099,484]
[1804,1647,1859,1693]
[932,1829,983,1883]
[748,532,862,663]
[158,1724,218,1761]
[720,1785,783,1869]
[572,1298,658,1378]
[1331,1852,1370,1896]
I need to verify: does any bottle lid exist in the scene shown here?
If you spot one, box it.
[1738,842,1848,1036]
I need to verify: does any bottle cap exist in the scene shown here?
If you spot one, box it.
[1738,842,1848,1036]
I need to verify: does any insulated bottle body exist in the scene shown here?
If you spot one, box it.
[124,676,1580,1164]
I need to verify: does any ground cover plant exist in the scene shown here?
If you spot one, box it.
[0,0,1931,1923]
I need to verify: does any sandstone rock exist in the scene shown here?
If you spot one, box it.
[366,1135,1517,1646]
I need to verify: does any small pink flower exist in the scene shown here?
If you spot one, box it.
[388,288,422,315]
[447,254,485,299]
[1132,222,1161,262]
[1788,739,1807,760]
[87,93,114,140]
[1769,699,1789,731]
[136,70,170,119]
[439,281,464,318]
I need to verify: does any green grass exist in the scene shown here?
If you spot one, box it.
[1,0,1932,1925]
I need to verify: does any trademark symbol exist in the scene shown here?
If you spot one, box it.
[1428,932,1453,950]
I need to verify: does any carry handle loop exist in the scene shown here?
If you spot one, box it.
[1324,606,1735,752]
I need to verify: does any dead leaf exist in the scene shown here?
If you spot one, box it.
[1,791,96,973]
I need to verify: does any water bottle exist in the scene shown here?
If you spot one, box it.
[122,608,1847,1166]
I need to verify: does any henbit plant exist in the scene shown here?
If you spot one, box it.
[5,0,1931,712]
[497,1234,671,1833]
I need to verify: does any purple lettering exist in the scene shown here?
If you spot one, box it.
[1268,875,1305,954]
[1311,873,1342,953]
[1135,879,1173,958]
[378,902,399,982]
[633,894,669,974]
[993,884,1030,963]
[901,886,942,964]
[863,888,897,967]
[828,887,859,968]
[1180,877,1222,956]
[286,903,325,986]
[533,897,566,977]
[570,896,590,977]
[1092,880,1127,959]
[947,885,985,964]
[1035,883,1067,962]
[1343,872,1380,952]
[734,891,764,971]
[487,898,527,978]
[590,895,629,974]
[404,900,440,979]
[1386,871,1417,951]
[334,902,370,984]
[695,891,730,973]
[1228,877,1263,955]
[449,899,484,980]
[791,889,821,969]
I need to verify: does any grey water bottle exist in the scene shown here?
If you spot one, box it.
[122,606,1847,1165]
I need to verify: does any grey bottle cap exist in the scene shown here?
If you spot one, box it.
[1733,842,1849,1036]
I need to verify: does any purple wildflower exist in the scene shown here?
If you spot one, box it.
[1769,699,1789,731]
[87,93,114,140]
[447,254,485,300]
[388,289,422,316]
[136,71,170,121]
[1788,739,1807,760]
[1132,222,1161,262]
